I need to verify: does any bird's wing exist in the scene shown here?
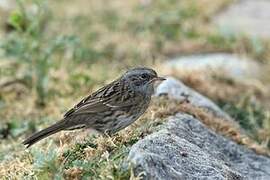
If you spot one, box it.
[64,80,140,117]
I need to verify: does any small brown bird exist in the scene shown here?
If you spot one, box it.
[23,67,165,147]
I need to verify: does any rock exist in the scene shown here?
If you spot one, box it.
[128,113,270,180]
[0,0,15,10]
[214,0,270,38]
[164,53,261,80]
[155,77,230,120]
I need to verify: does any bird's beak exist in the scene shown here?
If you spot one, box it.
[150,76,166,83]
[154,77,166,81]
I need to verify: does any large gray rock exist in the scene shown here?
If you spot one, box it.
[155,77,231,120]
[128,114,270,180]
[164,53,261,80]
[214,0,270,38]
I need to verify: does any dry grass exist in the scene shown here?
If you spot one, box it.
[0,94,269,178]
[160,67,270,147]
[156,64,268,105]
[151,97,270,156]
[1,0,270,178]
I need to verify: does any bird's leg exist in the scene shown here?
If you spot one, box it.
[104,130,117,147]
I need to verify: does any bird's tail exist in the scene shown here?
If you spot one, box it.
[23,120,67,148]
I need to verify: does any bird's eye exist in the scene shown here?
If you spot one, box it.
[141,73,149,79]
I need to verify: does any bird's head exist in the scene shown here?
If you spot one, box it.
[122,67,165,96]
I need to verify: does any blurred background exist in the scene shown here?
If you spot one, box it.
[1,0,270,178]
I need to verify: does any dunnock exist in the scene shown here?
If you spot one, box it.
[23,67,165,147]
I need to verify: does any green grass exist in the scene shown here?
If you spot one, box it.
[61,141,130,179]
[219,96,270,148]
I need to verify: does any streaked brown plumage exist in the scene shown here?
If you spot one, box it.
[23,67,165,148]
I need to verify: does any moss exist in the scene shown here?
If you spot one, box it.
[62,139,98,169]
[60,138,132,179]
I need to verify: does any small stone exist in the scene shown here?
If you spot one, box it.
[214,0,270,38]
[0,0,15,10]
